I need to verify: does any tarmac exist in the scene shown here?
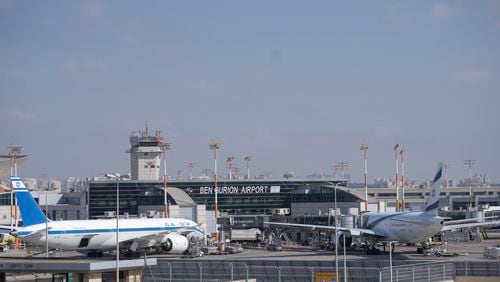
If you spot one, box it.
[1,233,499,262]
[1,231,499,263]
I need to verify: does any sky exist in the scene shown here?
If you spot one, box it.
[1,1,499,183]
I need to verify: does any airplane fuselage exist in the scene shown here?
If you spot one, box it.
[361,211,443,243]
[15,218,202,251]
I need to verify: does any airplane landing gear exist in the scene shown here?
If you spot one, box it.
[366,246,381,255]
[125,250,141,258]
[382,243,395,253]
[86,251,104,257]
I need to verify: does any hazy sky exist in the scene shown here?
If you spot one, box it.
[1,1,499,183]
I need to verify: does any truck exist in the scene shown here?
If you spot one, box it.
[230,228,261,242]
[0,234,15,252]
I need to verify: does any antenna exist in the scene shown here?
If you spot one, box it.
[443,163,450,188]
[202,168,212,177]
[335,162,348,179]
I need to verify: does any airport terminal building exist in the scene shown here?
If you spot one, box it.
[87,178,350,218]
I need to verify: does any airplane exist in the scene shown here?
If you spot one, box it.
[265,163,500,253]
[1,176,205,257]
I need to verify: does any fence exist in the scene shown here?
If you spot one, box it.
[455,259,500,277]
[379,261,455,282]
[142,260,465,282]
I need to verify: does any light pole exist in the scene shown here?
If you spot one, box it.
[334,183,338,281]
[394,144,399,212]
[8,145,22,233]
[161,143,171,218]
[464,160,476,210]
[360,143,369,212]
[399,147,406,211]
[333,183,343,281]
[209,142,222,242]
[389,242,393,282]
[226,156,235,180]
[105,173,125,281]
[45,180,49,258]
[244,155,252,180]
[343,228,347,282]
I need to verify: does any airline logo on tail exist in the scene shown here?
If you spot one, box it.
[425,163,443,213]
[12,178,28,191]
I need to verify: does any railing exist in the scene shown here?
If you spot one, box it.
[380,261,455,282]
[142,259,500,282]
[455,259,500,277]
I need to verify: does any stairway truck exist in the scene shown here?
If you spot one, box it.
[230,228,261,242]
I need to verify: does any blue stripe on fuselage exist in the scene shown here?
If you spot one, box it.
[366,213,406,229]
[18,226,203,236]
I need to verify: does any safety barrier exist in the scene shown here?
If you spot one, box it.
[142,259,499,281]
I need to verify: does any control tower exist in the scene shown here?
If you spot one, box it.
[127,125,165,181]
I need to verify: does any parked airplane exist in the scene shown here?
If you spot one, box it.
[2,176,204,256]
[266,163,500,253]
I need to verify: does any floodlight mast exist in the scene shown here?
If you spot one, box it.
[209,141,222,242]
[360,143,369,212]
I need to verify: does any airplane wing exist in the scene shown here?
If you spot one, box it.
[0,225,13,234]
[118,227,201,249]
[264,221,379,237]
[388,218,435,227]
[443,216,498,225]
[19,228,51,241]
[441,220,500,232]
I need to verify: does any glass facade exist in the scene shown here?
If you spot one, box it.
[88,179,347,218]
[88,181,177,219]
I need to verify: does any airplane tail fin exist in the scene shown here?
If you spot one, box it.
[11,176,47,226]
[424,163,443,215]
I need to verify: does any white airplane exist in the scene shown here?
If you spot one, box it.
[266,163,500,253]
[2,176,204,256]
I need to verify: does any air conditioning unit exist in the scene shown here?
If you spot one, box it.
[104,211,116,218]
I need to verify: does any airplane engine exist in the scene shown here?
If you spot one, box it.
[337,232,353,247]
[161,234,189,254]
